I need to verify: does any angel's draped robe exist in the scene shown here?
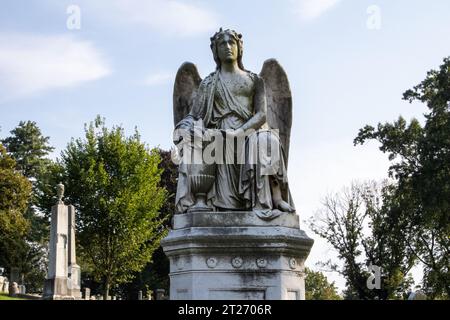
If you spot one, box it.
[175,71,295,219]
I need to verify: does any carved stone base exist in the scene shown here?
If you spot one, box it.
[161,211,314,300]
[43,277,70,300]
[43,275,81,300]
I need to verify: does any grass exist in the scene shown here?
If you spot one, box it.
[0,293,27,300]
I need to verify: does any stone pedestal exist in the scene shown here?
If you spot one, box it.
[161,211,313,300]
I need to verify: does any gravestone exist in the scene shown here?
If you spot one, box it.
[9,282,19,297]
[138,290,143,300]
[0,276,5,293]
[156,289,166,300]
[83,288,91,300]
[408,290,427,300]
[19,285,26,294]
[2,280,9,294]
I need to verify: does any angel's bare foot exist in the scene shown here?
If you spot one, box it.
[270,178,295,213]
[274,199,295,213]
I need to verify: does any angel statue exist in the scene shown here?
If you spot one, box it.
[172,28,295,220]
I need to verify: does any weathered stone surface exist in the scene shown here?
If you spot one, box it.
[83,287,91,300]
[173,29,296,216]
[9,282,19,297]
[173,211,300,229]
[162,211,313,300]
[43,186,81,300]
[0,276,5,293]
[156,289,166,300]
[67,205,81,299]
[260,59,293,165]
[164,29,314,300]
[44,203,69,300]
[2,280,9,294]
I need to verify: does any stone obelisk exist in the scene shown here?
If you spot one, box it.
[43,183,81,300]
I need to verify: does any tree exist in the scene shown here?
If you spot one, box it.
[0,144,31,238]
[37,116,168,299]
[354,57,450,299]
[2,121,55,291]
[2,121,54,180]
[305,268,341,300]
[309,181,415,300]
[0,144,32,275]
[2,120,54,243]
[118,148,177,299]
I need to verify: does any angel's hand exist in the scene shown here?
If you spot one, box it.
[173,126,192,145]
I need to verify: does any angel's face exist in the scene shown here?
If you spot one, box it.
[217,34,239,65]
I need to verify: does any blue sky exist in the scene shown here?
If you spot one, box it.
[1,0,450,292]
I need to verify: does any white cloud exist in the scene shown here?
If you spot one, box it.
[0,33,111,101]
[290,0,342,21]
[144,72,173,86]
[83,0,219,37]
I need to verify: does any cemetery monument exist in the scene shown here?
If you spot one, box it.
[161,28,314,300]
[43,183,81,300]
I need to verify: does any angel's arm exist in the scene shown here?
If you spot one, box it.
[239,75,266,132]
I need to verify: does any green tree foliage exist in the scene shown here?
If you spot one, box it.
[305,268,341,300]
[118,149,177,299]
[1,121,55,292]
[0,144,31,238]
[38,116,168,299]
[309,181,414,300]
[0,144,32,275]
[2,121,54,242]
[354,57,450,299]
[2,121,54,180]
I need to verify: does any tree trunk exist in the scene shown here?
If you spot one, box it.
[104,278,110,300]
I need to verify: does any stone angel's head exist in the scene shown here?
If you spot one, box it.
[210,28,245,71]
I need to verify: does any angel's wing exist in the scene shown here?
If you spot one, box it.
[260,59,293,167]
[173,62,202,126]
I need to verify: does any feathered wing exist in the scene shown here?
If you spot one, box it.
[173,62,202,126]
[259,59,293,167]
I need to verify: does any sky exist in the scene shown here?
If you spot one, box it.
[1,0,450,293]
